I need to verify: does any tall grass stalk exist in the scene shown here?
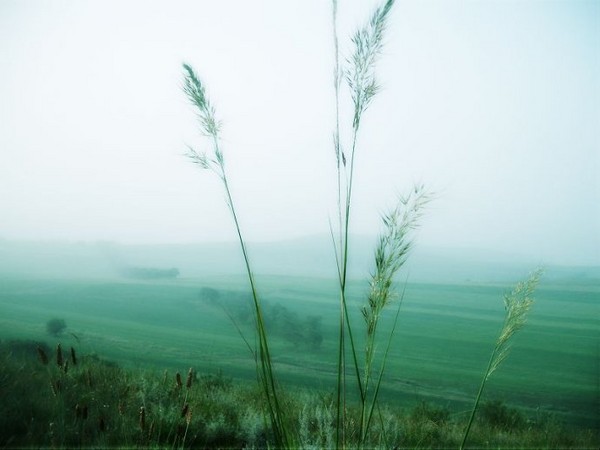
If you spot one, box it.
[360,186,430,443]
[460,268,543,450]
[181,63,293,448]
[330,0,398,447]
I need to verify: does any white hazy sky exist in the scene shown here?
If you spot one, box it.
[1,0,598,265]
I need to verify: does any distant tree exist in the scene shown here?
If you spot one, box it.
[199,287,220,304]
[305,315,324,350]
[46,318,66,336]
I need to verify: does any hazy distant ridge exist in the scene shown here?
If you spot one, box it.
[0,236,597,284]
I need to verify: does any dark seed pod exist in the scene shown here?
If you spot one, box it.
[37,347,48,365]
[186,368,193,389]
[56,344,63,368]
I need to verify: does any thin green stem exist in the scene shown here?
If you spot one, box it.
[460,347,497,450]
[222,183,288,447]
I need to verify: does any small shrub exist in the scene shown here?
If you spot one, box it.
[480,399,525,431]
[410,401,450,426]
[46,318,67,336]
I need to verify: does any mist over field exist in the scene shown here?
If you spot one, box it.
[0,236,598,284]
[0,0,598,447]
[1,0,598,267]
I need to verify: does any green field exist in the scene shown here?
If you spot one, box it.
[0,273,597,430]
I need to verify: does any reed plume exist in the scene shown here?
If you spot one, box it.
[330,1,397,447]
[460,268,543,449]
[360,185,430,440]
[182,63,292,447]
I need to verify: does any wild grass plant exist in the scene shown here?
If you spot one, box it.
[182,63,293,447]
[460,268,543,449]
[328,1,420,447]
[182,1,415,447]
[179,1,554,449]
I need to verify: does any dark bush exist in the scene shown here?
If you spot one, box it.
[199,287,221,304]
[410,401,450,426]
[480,399,525,430]
[46,318,66,336]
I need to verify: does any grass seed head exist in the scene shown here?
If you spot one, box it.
[186,367,193,388]
[50,379,61,396]
[37,346,48,365]
[139,406,146,430]
[56,343,63,368]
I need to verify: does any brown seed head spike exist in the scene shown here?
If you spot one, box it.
[186,368,193,388]
[181,403,189,418]
[56,344,63,368]
[70,347,77,365]
[175,372,182,389]
[139,406,146,430]
[51,379,61,396]
[37,347,48,365]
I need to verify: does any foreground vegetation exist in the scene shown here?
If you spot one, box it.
[1,339,596,449]
[178,0,597,447]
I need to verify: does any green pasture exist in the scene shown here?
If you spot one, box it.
[0,274,597,429]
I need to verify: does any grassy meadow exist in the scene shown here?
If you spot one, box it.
[1,271,597,443]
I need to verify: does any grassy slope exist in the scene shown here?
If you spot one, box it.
[0,274,597,429]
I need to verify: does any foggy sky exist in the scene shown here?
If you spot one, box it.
[0,0,598,265]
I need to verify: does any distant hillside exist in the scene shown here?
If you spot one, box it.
[0,236,598,284]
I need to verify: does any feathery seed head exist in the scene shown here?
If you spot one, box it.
[488,268,543,377]
[182,62,221,137]
[346,0,395,129]
[363,185,430,333]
